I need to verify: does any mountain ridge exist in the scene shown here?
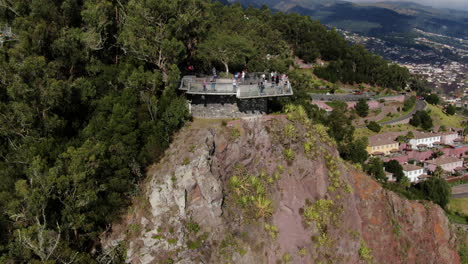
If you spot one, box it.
[228,0,468,38]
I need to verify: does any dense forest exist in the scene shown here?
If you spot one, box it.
[0,0,412,262]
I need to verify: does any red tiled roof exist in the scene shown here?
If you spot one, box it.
[402,164,423,171]
[412,131,441,140]
[425,156,463,166]
[368,132,405,147]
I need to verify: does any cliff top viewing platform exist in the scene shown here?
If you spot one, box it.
[179,73,293,99]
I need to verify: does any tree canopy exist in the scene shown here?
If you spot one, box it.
[0,0,426,262]
[197,31,255,74]
[355,98,369,117]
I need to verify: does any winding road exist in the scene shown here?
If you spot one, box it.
[379,99,427,126]
[356,99,427,128]
[452,184,468,199]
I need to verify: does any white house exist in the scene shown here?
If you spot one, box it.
[408,132,441,149]
[402,164,425,183]
[441,132,460,145]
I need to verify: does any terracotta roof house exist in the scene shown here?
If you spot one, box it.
[424,156,464,174]
[367,133,401,155]
[441,131,460,145]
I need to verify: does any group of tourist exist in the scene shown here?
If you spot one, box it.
[201,70,290,95]
[258,72,289,95]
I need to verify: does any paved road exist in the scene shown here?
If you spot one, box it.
[356,99,426,128]
[380,99,426,126]
[452,184,468,199]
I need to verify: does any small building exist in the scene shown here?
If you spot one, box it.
[385,172,396,182]
[408,132,442,150]
[424,156,464,174]
[441,132,460,145]
[367,134,399,155]
[402,164,425,183]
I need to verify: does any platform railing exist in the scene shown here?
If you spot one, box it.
[179,75,293,99]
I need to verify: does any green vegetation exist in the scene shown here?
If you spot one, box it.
[445,104,456,115]
[230,127,241,140]
[197,32,255,74]
[365,157,386,182]
[455,227,468,264]
[425,94,440,105]
[426,104,464,128]
[355,123,415,139]
[325,100,348,110]
[410,110,433,130]
[447,198,468,225]
[403,96,416,112]
[355,99,369,117]
[264,224,279,239]
[0,0,427,261]
[449,180,468,187]
[384,160,406,182]
[366,121,381,133]
[391,218,401,237]
[358,240,373,264]
[282,253,292,263]
[303,198,338,249]
[283,148,295,162]
[417,171,451,209]
[228,166,274,220]
[313,43,410,89]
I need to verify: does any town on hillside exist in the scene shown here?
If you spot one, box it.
[367,130,466,183]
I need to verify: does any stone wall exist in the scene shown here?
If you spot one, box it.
[188,95,268,118]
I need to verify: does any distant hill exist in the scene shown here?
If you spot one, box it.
[228,0,468,39]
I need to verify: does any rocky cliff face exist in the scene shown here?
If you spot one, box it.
[102,111,461,264]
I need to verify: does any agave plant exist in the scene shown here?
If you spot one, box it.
[255,196,273,218]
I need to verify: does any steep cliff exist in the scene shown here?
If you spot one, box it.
[102,110,461,264]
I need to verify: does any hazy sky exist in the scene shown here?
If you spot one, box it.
[348,0,468,11]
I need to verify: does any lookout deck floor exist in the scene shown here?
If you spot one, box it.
[179,75,293,99]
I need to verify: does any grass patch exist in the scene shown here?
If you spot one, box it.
[325,100,347,110]
[283,148,295,162]
[355,123,416,139]
[359,240,373,264]
[449,198,468,215]
[426,104,464,128]
[448,179,468,187]
[447,198,468,224]
[264,224,279,239]
[378,104,414,123]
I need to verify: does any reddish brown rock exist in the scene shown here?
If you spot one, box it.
[102,116,460,264]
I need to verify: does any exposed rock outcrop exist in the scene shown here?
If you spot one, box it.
[102,114,461,264]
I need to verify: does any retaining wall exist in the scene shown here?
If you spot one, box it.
[188,95,268,118]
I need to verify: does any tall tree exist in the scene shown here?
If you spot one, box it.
[355,98,369,117]
[196,31,255,74]
[366,157,386,182]
[417,169,451,209]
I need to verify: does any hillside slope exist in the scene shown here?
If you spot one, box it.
[102,111,460,264]
[230,0,468,38]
